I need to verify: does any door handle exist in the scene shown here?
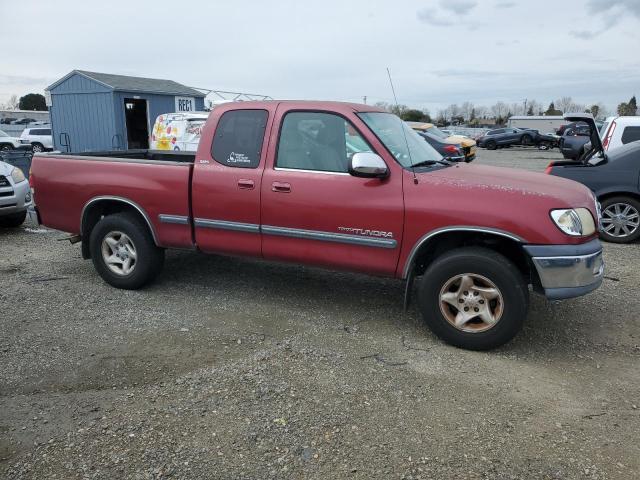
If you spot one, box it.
[271,182,291,193]
[238,179,255,190]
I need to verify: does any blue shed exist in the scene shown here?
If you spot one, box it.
[46,70,206,152]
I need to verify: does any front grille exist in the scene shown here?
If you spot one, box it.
[0,175,10,187]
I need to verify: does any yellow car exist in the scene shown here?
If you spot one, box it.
[407,122,477,162]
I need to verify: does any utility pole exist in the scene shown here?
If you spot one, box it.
[523,98,528,115]
[362,96,367,105]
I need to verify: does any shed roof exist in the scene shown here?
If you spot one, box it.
[48,70,205,97]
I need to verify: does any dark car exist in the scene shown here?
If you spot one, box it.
[11,118,37,125]
[558,122,592,160]
[476,128,536,149]
[548,114,640,243]
[417,131,466,162]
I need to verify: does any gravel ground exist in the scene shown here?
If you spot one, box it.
[1,147,639,479]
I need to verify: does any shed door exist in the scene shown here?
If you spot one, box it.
[124,98,149,149]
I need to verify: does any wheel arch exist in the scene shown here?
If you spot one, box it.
[80,196,159,259]
[403,227,533,281]
[596,190,640,203]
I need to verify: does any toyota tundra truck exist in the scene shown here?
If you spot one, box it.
[29,101,604,350]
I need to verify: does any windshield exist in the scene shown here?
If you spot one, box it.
[426,125,450,140]
[0,130,8,137]
[359,112,444,168]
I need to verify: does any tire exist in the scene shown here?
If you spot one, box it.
[0,211,27,228]
[0,144,11,152]
[417,247,529,350]
[90,212,165,289]
[521,134,532,146]
[485,140,497,150]
[31,143,44,153]
[538,141,550,150]
[599,196,640,243]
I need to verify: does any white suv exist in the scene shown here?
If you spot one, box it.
[600,116,640,152]
[0,130,25,151]
[19,126,53,152]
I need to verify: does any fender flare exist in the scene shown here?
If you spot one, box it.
[80,195,159,245]
[401,226,524,279]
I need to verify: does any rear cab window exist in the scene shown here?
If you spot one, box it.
[211,110,268,168]
[621,126,640,145]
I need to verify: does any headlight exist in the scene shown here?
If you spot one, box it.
[550,208,596,236]
[11,167,26,183]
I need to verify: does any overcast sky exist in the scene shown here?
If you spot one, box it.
[1,0,638,114]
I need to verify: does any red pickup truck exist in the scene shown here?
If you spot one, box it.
[30,101,604,350]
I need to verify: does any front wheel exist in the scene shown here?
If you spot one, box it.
[417,247,528,350]
[90,212,165,289]
[599,196,640,243]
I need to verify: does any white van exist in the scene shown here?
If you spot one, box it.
[150,112,209,152]
[600,116,640,152]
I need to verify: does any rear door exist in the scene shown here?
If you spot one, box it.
[260,106,404,276]
[191,107,272,257]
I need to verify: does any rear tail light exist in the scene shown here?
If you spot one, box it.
[443,145,460,154]
[603,120,616,150]
[544,162,554,174]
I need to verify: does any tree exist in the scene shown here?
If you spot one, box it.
[618,96,638,116]
[400,109,431,122]
[19,93,47,111]
[544,102,562,116]
[526,105,534,116]
[460,101,475,122]
[2,94,19,110]
[490,101,507,123]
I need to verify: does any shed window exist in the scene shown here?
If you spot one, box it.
[211,110,268,168]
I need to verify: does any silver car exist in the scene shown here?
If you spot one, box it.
[0,160,32,227]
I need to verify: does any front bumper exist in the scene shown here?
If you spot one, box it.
[524,238,604,300]
[0,178,32,216]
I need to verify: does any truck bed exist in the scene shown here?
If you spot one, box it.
[31,151,194,249]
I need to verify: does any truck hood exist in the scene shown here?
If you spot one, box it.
[424,163,595,208]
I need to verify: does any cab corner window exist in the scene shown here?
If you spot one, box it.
[276,111,372,173]
[211,109,268,168]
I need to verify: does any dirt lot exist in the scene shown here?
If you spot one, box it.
[1,147,639,479]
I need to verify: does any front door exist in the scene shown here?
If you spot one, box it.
[191,108,271,257]
[261,108,404,276]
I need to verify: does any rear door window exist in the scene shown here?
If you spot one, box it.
[211,109,268,168]
[621,126,640,145]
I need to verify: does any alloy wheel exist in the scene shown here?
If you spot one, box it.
[101,231,137,276]
[439,273,504,333]
[601,203,640,238]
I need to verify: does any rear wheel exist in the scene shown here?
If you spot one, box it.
[599,196,640,243]
[417,247,528,350]
[90,212,164,289]
[485,140,497,150]
[0,211,26,228]
[31,143,44,153]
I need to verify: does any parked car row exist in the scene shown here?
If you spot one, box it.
[0,128,53,152]
[0,117,47,125]
[407,122,477,162]
[475,127,558,150]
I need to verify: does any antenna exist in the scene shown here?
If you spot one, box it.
[386,68,418,184]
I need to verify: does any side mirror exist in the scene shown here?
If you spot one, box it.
[349,152,389,179]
